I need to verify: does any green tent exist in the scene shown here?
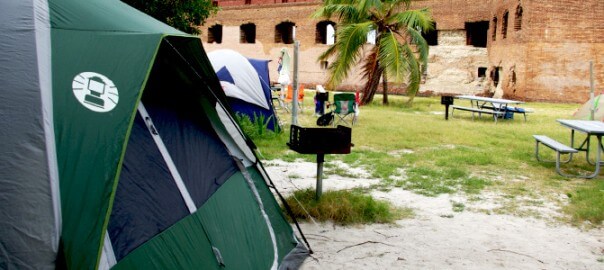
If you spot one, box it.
[0,0,309,269]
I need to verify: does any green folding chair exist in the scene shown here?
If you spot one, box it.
[333,93,357,126]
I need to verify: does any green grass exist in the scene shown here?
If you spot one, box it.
[284,188,412,225]
[451,201,466,212]
[565,180,604,227]
[250,91,604,226]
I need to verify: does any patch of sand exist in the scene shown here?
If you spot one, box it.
[264,160,604,269]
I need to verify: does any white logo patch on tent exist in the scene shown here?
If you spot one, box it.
[72,72,119,112]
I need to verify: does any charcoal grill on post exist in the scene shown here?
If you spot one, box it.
[287,125,353,200]
[441,96,454,120]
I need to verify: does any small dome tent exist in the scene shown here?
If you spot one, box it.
[0,0,308,269]
[208,49,280,131]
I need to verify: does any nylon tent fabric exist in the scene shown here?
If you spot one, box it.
[50,2,167,266]
[573,94,604,121]
[247,57,280,130]
[208,49,269,110]
[107,38,306,269]
[0,0,310,268]
[0,0,60,269]
[208,49,280,131]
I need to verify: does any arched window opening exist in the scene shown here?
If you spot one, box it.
[502,11,509,39]
[208,24,222,44]
[491,67,501,87]
[315,21,336,45]
[491,17,497,41]
[275,22,295,44]
[366,29,376,44]
[478,67,487,78]
[320,61,329,70]
[515,5,523,31]
[422,22,438,46]
[466,21,488,47]
[240,23,256,44]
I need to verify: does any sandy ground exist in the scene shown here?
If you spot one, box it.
[264,160,604,270]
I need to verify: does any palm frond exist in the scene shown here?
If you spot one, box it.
[325,22,373,87]
[312,1,363,24]
[406,26,429,67]
[382,0,411,9]
[377,31,406,83]
[317,44,338,62]
[356,0,383,21]
[388,8,434,32]
[315,0,433,103]
[400,43,421,96]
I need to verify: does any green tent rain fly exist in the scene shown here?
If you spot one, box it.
[0,0,309,269]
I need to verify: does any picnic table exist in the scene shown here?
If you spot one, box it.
[534,120,604,178]
[451,95,527,123]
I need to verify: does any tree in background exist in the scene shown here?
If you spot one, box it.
[312,0,433,105]
[122,0,219,34]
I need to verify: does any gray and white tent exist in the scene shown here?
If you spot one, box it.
[0,0,309,269]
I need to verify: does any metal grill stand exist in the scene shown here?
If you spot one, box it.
[441,96,454,120]
[287,125,353,200]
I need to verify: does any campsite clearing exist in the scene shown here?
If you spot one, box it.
[254,93,604,268]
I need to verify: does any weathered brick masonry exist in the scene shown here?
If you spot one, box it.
[200,0,603,102]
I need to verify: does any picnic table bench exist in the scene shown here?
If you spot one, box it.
[533,120,604,178]
[451,105,505,122]
[479,105,533,121]
[450,95,527,123]
[533,135,578,177]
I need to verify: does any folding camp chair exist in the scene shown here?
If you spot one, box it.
[332,93,357,126]
[284,84,304,112]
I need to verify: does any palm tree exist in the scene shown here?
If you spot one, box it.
[312,0,433,105]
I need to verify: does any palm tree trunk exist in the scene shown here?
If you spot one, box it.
[382,71,389,105]
[360,65,384,105]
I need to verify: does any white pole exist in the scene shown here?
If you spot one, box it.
[291,41,300,125]
[590,61,595,120]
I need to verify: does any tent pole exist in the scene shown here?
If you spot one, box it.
[291,41,300,125]
[590,61,595,120]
